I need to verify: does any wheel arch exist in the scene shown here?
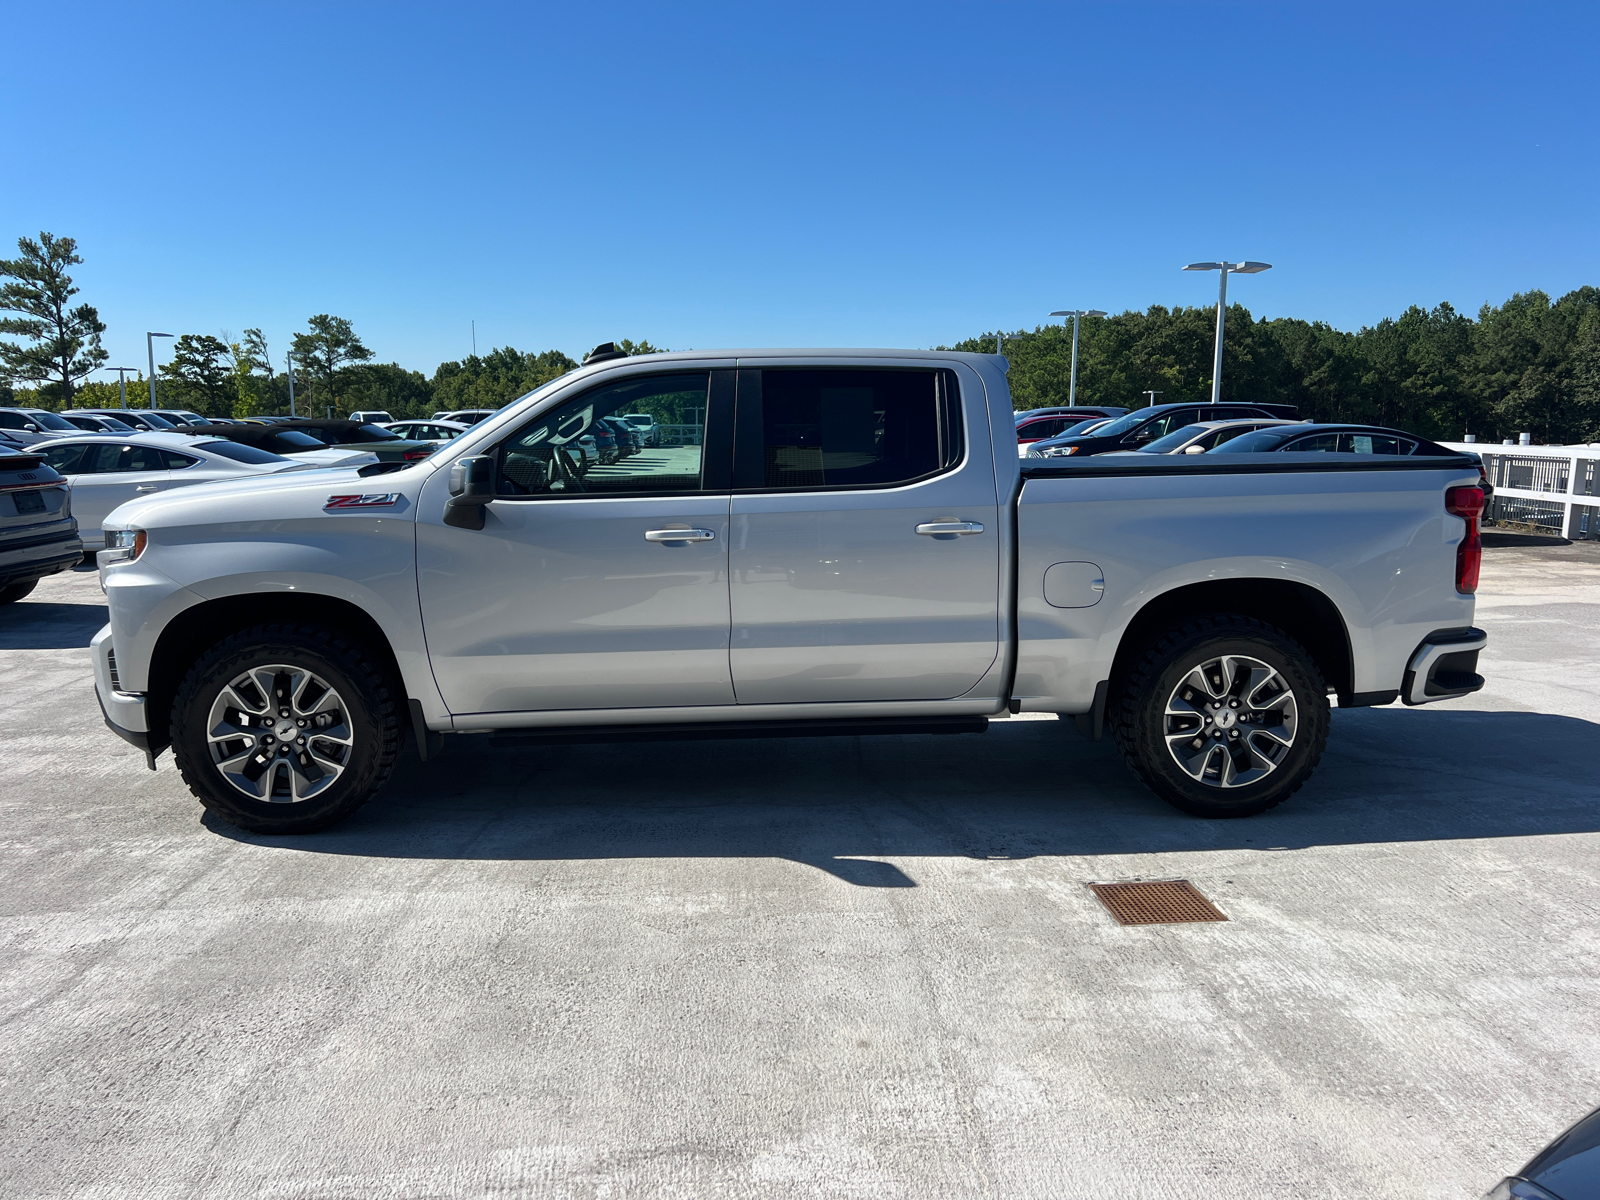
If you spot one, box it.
[146,593,408,755]
[1109,578,1354,699]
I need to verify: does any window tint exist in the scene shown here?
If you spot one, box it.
[268,430,327,449]
[1340,432,1416,455]
[41,443,89,474]
[25,410,76,431]
[0,412,28,429]
[1135,410,1198,440]
[498,372,710,497]
[752,369,958,489]
[87,443,168,472]
[196,439,289,464]
[1282,433,1342,453]
[353,425,401,441]
[1210,425,1260,449]
[162,451,201,469]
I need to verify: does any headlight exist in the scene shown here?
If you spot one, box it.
[1040,445,1081,458]
[101,528,147,564]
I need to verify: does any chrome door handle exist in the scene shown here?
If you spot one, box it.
[915,521,984,536]
[135,485,159,493]
[644,528,715,542]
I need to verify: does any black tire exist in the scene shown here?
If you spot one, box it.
[171,622,402,834]
[0,580,38,605]
[1108,613,1329,818]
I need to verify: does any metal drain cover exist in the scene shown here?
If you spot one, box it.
[1089,879,1228,926]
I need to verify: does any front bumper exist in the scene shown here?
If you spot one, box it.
[1402,627,1488,705]
[91,623,160,769]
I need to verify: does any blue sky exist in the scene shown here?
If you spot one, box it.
[2,1,1596,376]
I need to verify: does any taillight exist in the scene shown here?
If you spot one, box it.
[1445,485,1485,594]
[403,448,433,461]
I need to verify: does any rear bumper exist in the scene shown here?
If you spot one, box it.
[0,520,82,588]
[1402,627,1488,705]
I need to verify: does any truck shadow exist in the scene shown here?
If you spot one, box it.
[204,707,1600,886]
[0,602,109,650]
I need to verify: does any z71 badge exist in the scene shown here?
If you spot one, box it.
[324,493,399,509]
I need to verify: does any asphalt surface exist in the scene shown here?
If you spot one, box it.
[2,536,1598,1199]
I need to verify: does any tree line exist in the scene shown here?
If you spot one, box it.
[4,229,1598,443]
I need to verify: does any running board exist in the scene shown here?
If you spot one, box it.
[487,716,989,748]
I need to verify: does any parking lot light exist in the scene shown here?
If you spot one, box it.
[1182,262,1272,403]
[146,333,173,409]
[103,366,140,410]
[1049,309,1107,406]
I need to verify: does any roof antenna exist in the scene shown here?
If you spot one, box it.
[583,342,628,366]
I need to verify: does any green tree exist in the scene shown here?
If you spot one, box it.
[430,345,579,411]
[161,334,233,416]
[0,232,108,405]
[290,314,373,414]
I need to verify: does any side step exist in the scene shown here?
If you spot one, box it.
[487,716,989,748]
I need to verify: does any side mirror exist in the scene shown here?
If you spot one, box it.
[443,455,494,530]
[23,423,38,432]
[1184,444,1207,455]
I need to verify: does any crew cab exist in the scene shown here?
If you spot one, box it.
[90,349,1488,834]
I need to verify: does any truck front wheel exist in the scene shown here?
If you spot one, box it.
[1109,614,1330,818]
[170,622,403,834]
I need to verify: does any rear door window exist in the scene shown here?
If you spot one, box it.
[41,443,90,474]
[162,451,201,469]
[735,368,962,490]
[87,443,168,472]
[1340,432,1416,455]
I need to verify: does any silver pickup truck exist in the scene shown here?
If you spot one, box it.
[91,349,1488,833]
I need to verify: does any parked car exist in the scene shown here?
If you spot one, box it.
[1100,419,1306,457]
[1029,401,1302,458]
[0,407,79,445]
[382,419,471,444]
[92,347,1487,835]
[0,445,81,604]
[1212,423,1452,457]
[148,409,211,427]
[170,424,379,470]
[601,415,642,457]
[62,413,139,433]
[68,409,182,433]
[430,408,499,425]
[37,433,319,548]
[620,413,660,446]
[1485,1102,1600,1199]
[349,411,394,425]
[588,419,619,464]
[187,419,435,464]
[1015,405,1127,422]
[1015,407,1129,448]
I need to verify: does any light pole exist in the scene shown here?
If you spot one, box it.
[1049,309,1106,406]
[1143,389,1162,408]
[104,367,140,410]
[146,332,173,408]
[1181,261,1271,403]
[285,351,297,417]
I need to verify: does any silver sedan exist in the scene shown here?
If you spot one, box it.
[35,432,315,548]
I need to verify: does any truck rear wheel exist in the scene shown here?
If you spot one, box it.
[1109,614,1329,818]
[171,622,402,834]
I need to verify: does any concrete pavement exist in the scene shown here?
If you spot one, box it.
[1,538,1597,1198]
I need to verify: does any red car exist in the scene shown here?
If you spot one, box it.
[1015,407,1126,447]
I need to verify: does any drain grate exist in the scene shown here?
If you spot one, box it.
[1089,879,1228,926]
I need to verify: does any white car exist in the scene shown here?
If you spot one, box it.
[36,432,319,548]
[1100,418,1306,456]
[0,407,79,445]
[349,411,393,425]
[430,408,498,425]
[382,419,470,444]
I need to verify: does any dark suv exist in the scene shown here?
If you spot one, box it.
[1028,402,1300,458]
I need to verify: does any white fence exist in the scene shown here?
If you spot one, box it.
[1440,442,1600,540]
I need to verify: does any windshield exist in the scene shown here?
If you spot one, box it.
[1212,429,1285,453]
[1080,410,1154,439]
[353,425,402,441]
[1140,424,1211,454]
[26,410,77,431]
[1060,418,1108,438]
[196,439,291,464]
[137,412,179,429]
[98,416,136,431]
